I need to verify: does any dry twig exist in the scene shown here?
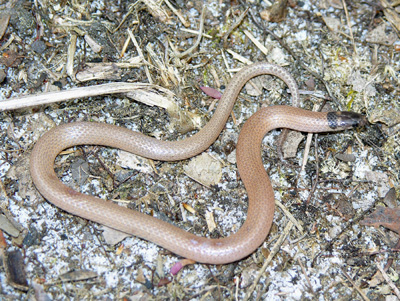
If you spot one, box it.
[341,268,370,301]
[0,83,163,111]
[341,0,357,55]
[376,262,400,299]
[173,6,206,59]
[244,221,294,300]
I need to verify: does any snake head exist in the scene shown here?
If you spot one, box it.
[327,111,368,130]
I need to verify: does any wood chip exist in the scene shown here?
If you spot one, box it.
[101,225,131,245]
[0,214,21,237]
[183,153,222,187]
[282,131,304,159]
[59,270,98,282]
[205,210,216,232]
[4,250,28,291]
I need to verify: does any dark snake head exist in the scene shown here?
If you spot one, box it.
[327,111,368,130]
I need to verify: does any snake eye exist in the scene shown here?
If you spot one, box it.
[327,111,368,129]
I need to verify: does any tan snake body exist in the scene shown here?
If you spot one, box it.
[30,63,366,264]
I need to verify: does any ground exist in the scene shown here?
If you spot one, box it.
[0,0,399,300]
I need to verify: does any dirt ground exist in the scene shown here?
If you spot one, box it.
[0,0,399,300]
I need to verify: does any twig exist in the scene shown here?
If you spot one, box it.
[244,221,294,300]
[0,179,8,198]
[111,1,137,33]
[127,29,153,84]
[66,34,77,78]
[275,199,303,234]
[380,0,400,32]
[301,104,319,172]
[305,133,319,206]
[180,28,212,39]
[241,1,342,108]
[243,29,269,56]
[0,82,158,111]
[222,8,249,47]
[226,49,253,65]
[383,238,400,271]
[164,0,189,27]
[341,0,357,55]
[376,262,400,299]
[311,198,380,267]
[341,268,370,301]
[297,257,314,293]
[297,89,331,100]
[301,133,313,172]
[173,6,206,58]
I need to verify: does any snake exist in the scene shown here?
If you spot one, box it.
[30,62,367,264]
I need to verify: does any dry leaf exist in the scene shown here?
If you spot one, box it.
[183,153,222,187]
[360,207,400,235]
[170,258,196,275]
[365,23,397,45]
[101,225,130,245]
[117,150,154,174]
[200,86,222,99]
[383,188,397,208]
[282,131,304,159]
[260,0,288,22]
[322,16,342,32]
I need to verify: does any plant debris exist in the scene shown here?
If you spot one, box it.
[0,0,399,299]
[361,207,400,235]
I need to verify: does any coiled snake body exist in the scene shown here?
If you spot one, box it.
[30,63,366,264]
